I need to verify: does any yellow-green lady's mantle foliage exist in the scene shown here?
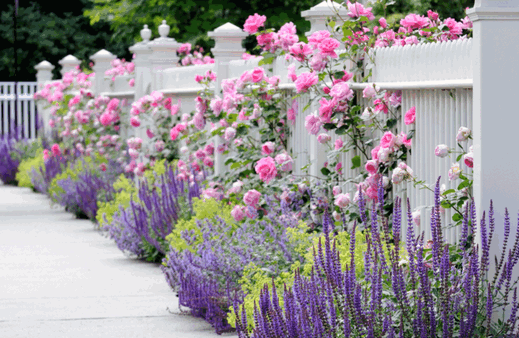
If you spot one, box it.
[48,155,99,205]
[96,159,170,227]
[96,174,137,226]
[16,149,44,188]
[165,197,234,253]
[227,229,396,332]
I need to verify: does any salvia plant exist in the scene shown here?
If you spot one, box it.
[234,177,519,338]
[161,194,308,334]
[104,163,201,261]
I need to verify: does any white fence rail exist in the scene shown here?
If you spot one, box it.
[0,82,38,139]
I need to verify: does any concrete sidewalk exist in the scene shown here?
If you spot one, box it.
[0,184,238,338]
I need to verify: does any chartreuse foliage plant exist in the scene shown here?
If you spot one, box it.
[16,148,44,189]
[165,197,234,254]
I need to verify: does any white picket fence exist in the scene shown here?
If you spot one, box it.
[39,0,519,249]
[0,82,39,139]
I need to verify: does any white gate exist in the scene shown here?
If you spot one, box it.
[0,82,39,139]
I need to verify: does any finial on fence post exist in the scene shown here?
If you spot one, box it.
[58,55,81,77]
[301,0,348,36]
[34,61,54,84]
[90,49,116,96]
[208,22,248,176]
[148,20,182,91]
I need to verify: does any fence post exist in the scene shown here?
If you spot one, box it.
[58,55,81,77]
[467,0,519,319]
[34,61,54,136]
[148,20,181,92]
[301,1,347,179]
[129,25,153,101]
[90,49,116,96]
[208,23,248,176]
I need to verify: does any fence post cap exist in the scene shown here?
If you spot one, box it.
[34,60,54,71]
[149,20,181,47]
[90,49,116,62]
[301,0,347,18]
[58,54,81,66]
[208,22,248,37]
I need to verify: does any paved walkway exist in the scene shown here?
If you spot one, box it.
[0,184,238,338]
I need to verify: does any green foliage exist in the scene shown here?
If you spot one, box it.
[16,148,43,189]
[165,197,234,253]
[84,0,317,55]
[1,0,129,81]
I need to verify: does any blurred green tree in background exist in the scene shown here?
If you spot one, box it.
[0,0,473,82]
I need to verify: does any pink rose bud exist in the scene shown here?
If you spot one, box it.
[456,126,471,142]
[231,205,246,222]
[463,152,473,168]
[412,210,421,226]
[334,193,351,208]
[317,133,331,144]
[261,141,275,155]
[434,144,449,158]
[146,129,155,139]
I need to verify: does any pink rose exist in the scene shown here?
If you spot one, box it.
[210,96,223,116]
[43,149,50,161]
[261,141,275,155]
[335,138,344,150]
[243,189,261,207]
[244,13,267,34]
[99,112,112,126]
[435,144,449,158]
[347,2,375,20]
[251,67,265,83]
[456,126,471,142]
[305,114,321,135]
[334,193,351,208]
[363,84,379,98]
[380,131,396,148]
[295,72,318,93]
[275,153,293,171]
[365,160,378,174]
[308,30,331,46]
[255,156,278,184]
[317,133,331,144]
[146,129,155,139]
[203,157,214,167]
[170,127,180,141]
[379,17,388,28]
[318,97,336,123]
[224,127,237,141]
[318,38,341,58]
[130,116,141,127]
[204,143,215,155]
[330,82,354,102]
[463,152,473,168]
[332,186,341,196]
[231,205,246,222]
[404,106,416,125]
[371,145,380,160]
[128,148,139,160]
[51,144,61,157]
[155,140,165,152]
